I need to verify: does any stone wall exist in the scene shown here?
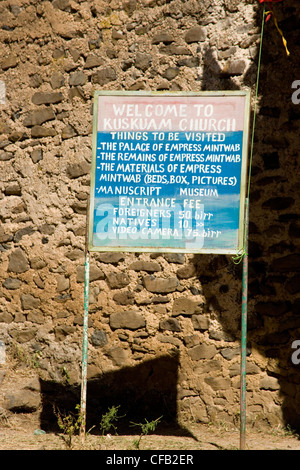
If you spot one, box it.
[0,0,300,430]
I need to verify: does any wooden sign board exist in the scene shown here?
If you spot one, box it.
[88,91,250,254]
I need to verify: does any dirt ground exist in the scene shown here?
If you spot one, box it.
[1,412,300,451]
[1,363,300,451]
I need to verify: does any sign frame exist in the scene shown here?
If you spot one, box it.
[88,90,251,255]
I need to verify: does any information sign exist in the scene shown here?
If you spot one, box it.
[88,91,250,254]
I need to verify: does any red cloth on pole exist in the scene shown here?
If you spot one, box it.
[259,0,283,21]
[259,0,289,55]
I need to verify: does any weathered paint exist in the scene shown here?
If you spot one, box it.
[80,199,91,440]
[88,90,250,255]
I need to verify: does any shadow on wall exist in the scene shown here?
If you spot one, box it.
[197,1,300,430]
[39,351,193,436]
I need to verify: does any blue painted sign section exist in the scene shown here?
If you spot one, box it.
[89,92,250,254]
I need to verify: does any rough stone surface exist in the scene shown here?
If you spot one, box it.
[0,0,299,432]
[172,298,197,316]
[92,67,117,85]
[159,318,181,332]
[187,344,217,360]
[143,275,179,293]
[21,294,41,311]
[31,92,63,105]
[3,278,22,290]
[184,26,207,43]
[90,330,108,348]
[76,265,105,283]
[106,272,131,289]
[110,310,146,330]
[128,261,161,272]
[7,249,29,274]
[23,108,56,127]
[5,389,41,412]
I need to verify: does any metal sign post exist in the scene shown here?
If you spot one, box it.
[80,199,90,440]
[240,198,249,450]
[80,249,89,440]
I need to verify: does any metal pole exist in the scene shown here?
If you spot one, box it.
[240,198,249,450]
[80,198,90,440]
[80,251,90,440]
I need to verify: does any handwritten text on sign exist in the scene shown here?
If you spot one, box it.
[89,92,250,253]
